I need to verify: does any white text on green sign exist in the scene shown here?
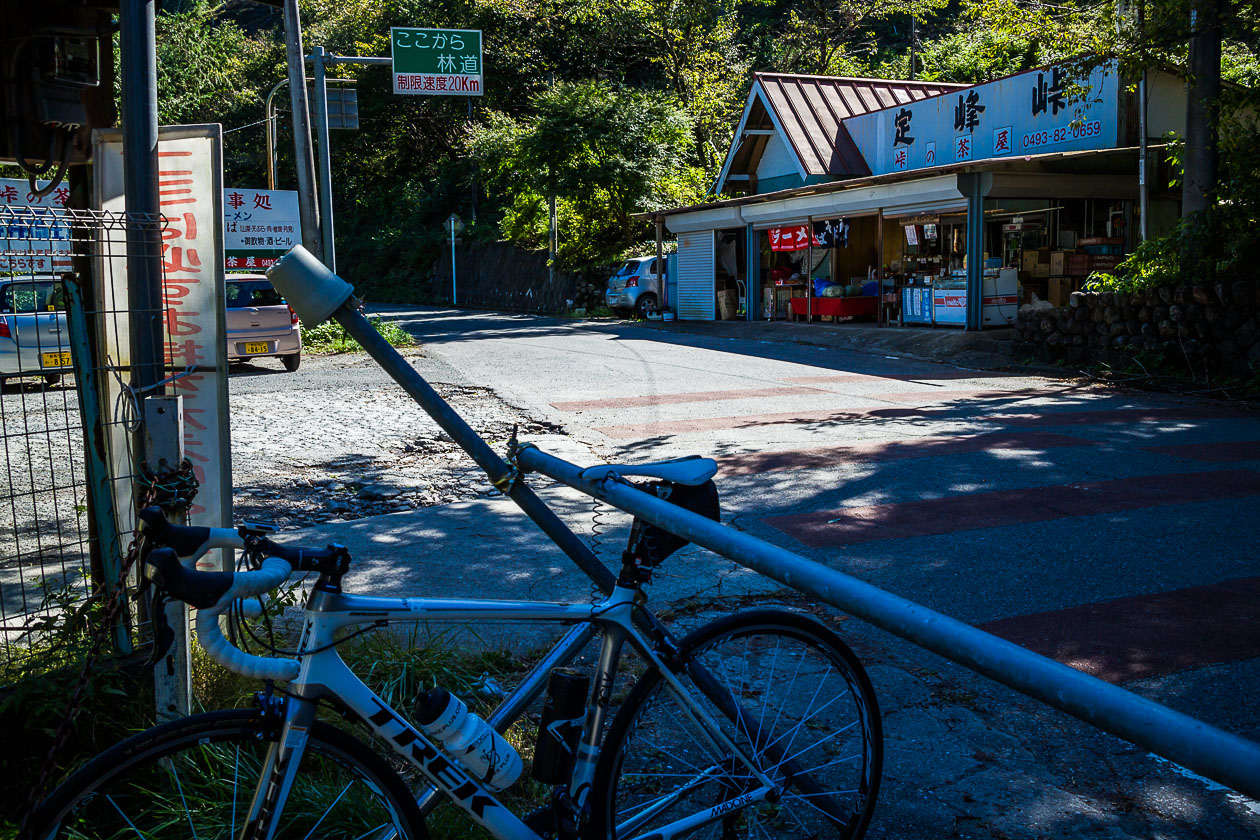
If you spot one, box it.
[391,28,483,96]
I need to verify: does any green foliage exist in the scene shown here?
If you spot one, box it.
[468,80,698,264]
[301,315,415,353]
[0,584,153,826]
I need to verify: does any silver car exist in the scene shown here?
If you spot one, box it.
[0,276,72,387]
[606,256,664,318]
[225,274,301,372]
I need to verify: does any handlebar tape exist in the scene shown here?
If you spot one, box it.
[138,506,244,560]
[146,546,300,682]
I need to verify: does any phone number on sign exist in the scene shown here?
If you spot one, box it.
[1022,120,1103,150]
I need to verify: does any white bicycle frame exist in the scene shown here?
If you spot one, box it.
[244,581,780,840]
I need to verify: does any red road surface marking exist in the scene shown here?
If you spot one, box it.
[991,406,1240,426]
[594,406,933,438]
[552,386,821,413]
[876,387,1052,405]
[765,470,1260,547]
[979,577,1260,682]
[785,371,1017,384]
[1145,441,1260,462]
[596,403,1241,439]
[718,431,1092,475]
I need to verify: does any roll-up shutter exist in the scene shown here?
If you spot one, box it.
[676,230,715,321]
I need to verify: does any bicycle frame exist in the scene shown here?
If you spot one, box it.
[243,582,779,840]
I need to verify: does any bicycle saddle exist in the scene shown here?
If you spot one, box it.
[579,455,717,486]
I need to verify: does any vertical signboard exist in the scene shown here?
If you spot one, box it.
[391,27,483,95]
[0,179,73,273]
[93,125,232,567]
[223,188,301,270]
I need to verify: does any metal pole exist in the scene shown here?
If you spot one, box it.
[655,217,665,313]
[451,229,457,306]
[514,445,1260,801]
[326,302,618,594]
[311,46,336,273]
[118,0,163,394]
[1137,1,1149,241]
[264,79,290,191]
[282,0,321,260]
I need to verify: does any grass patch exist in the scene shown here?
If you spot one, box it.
[302,315,415,354]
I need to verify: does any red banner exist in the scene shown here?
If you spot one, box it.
[767,225,819,252]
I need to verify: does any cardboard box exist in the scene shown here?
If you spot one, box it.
[1031,260,1051,278]
[1021,251,1041,274]
[717,289,738,320]
[1049,250,1070,277]
[1047,277,1074,307]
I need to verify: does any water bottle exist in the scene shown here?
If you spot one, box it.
[415,687,523,790]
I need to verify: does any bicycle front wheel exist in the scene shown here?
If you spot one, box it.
[592,609,882,840]
[31,708,427,840]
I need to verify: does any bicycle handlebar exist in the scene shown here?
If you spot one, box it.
[140,508,351,683]
[147,546,301,681]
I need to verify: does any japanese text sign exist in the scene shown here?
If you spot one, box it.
[843,61,1119,176]
[767,225,820,252]
[0,178,72,273]
[94,125,232,567]
[391,27,483,96]
[223,188,300,270]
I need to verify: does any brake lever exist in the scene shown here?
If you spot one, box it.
[145,587,176,668]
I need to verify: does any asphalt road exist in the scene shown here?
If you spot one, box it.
[362,305,1260,839]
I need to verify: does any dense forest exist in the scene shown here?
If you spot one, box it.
[158,0,1258,301]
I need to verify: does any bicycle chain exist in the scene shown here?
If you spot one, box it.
[20,462,198,835]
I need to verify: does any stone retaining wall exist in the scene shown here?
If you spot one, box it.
[1012,280,1260,374]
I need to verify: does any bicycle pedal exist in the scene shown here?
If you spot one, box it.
[522,805,557,839]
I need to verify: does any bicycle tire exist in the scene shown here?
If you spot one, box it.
[591,609,882,840]
[30,708,428,840]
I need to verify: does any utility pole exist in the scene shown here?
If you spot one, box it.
[311,46,336,273]
[282,0,321,260]
[909,17,917,81]
[1182,0,1220,220]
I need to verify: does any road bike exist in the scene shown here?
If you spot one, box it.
[30,455,882,840]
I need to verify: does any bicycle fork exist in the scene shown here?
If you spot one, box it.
[238,691,321,840]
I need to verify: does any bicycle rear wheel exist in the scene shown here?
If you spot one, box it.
[31,708,427,840]
[592,609,882,840]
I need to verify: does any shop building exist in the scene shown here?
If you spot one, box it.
[654,61,1188,329]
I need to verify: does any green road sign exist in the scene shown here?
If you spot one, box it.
[391,27,483,96]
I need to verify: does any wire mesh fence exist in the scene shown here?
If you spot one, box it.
[0,204,164,679]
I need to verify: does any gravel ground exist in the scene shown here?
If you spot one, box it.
[228,348,566,529]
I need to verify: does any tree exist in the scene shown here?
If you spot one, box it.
[468,81,696,265]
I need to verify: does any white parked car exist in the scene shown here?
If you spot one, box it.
[225,274,302,372]
[606,256,664,318]
[0,276,72,388]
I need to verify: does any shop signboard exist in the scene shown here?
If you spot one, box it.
[223,188,300,270]
[845,61,1119,177]
[768,224,820,252]
[0,178,73,274]
[94,125,233,567]
[391,27,483,96]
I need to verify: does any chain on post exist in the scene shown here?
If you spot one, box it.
[20,460,199,834]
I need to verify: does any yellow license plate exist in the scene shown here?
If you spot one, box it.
[243,342,270,354]
[41,351,71,367]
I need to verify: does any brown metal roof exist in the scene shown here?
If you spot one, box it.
[752,74,967,178]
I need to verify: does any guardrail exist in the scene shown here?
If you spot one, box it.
[268,246,1260,803]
